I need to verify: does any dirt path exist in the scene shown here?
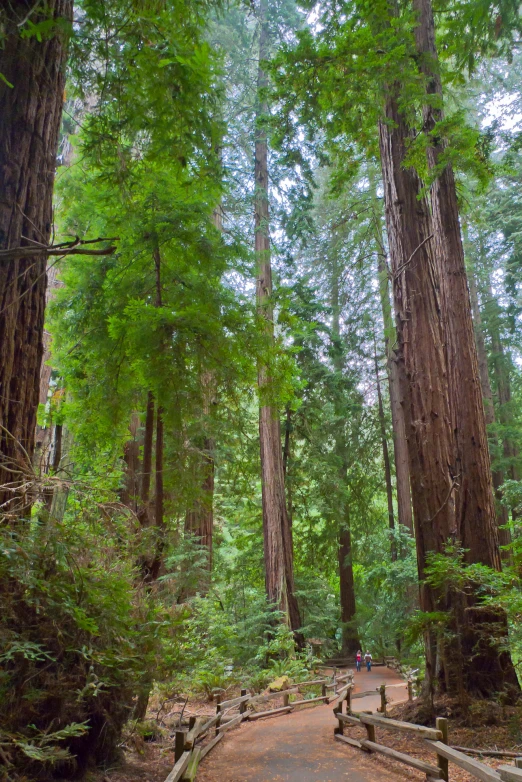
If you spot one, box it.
[197,666,417,782]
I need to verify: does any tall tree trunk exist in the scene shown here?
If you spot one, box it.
[413,0,500,566]
[374,336,397,561]
[378,89,457,697]
[331,259,359,655]
[338,516,359,657]
[0,1,73,516]
[376,251,413,534]
[255,0,301,633]
[468,267,511,557]
[380,0,518,696]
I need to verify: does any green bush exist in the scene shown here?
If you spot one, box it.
[0,510,160,779]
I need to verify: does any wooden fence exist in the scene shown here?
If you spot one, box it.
[333,686,522,782]
[162,670,354,781]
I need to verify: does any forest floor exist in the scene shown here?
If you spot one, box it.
[93,667,522,782]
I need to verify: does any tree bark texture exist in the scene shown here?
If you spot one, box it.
[374,338,397,561]
[468,269,511,555]
[413,0,500,568]
[0,1,72,515]
[378,92,457,692]
[255,0,301,633]
[376,253,413,534]
[412,0,519,697]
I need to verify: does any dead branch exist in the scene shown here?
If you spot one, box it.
[0,237,119,261]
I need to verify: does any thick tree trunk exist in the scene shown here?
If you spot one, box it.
[413,0,500,566]
[378,91,457,696]
[468,269,511,557]
[255,0,301,633]
[374,338,397,561]
[0,1,72,516]
[380,0,518,696]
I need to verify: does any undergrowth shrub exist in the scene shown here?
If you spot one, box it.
[0,508,163,780]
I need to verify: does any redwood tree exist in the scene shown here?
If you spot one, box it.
[255,0,301,632]
[0,1,73,515]
[412,0,519,695]
[378,91,457,693]
[331,256,359,656]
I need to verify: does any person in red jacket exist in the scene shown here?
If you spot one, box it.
[356,650,362,672]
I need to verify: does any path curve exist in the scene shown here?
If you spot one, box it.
[197,666,415,782]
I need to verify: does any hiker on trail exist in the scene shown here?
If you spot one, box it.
[356,650,362,672]
[364,651,372,671]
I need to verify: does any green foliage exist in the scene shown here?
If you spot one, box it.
[0,502,164,776]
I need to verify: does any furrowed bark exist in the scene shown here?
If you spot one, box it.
[413,0,500,568]
[468,267,511,557]
[413,0,519,696]
[378,90,456,696]
[0,0,73,515]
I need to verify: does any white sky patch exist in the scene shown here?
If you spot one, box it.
[482,91,522,132]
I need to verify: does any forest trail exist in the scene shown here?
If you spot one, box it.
[197,666,412,782]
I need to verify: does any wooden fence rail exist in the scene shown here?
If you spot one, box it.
[334,693,522,782]
[162,668,355,781]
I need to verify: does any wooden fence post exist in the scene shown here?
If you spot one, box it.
[240,688,247,715]
[436,716,449,782]
[516,758,522,768]
[283,691,289,708]
[379,684,386,716]
[364,721,376,744]
[333,702,343,735]
[333,666,337,693]
[215,695,222,737]
[408,679,413,702]
[175,730,185,763]
[346,686,351,715]
[322,682,327,701]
